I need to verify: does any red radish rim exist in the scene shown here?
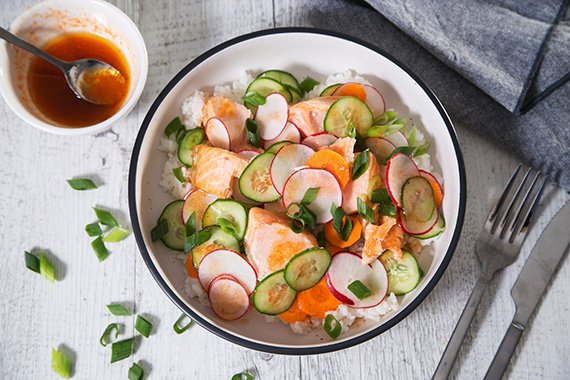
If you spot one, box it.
[255,92,289,140]
[419,169,444,196]
[208,274,251,320]
[385,152,419,207]
[205,117,232,150]
[269,143,315,195]
[198,248,258,294]
[363,84,386,115]
[397,207,439,235]
[384,131,409,147]
[181,188,197,223]
[263,122,302,148]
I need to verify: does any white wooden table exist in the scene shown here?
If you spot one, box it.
[1,1,568,379]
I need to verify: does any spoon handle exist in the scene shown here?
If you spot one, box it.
[0,27,68,70]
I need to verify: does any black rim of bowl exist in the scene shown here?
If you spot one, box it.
[128,27,467,355]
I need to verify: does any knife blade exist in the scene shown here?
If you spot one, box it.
[484,200,570,380]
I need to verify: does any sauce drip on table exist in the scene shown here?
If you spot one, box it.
[28,32,130,128]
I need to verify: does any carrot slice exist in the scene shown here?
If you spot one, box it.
[297,277,341,319]
[421,172,444,208]
[334,83,367,102]
[324,216,362,248]
[306,149,350,189]
[278,298,308,323]
[185,254,199,278]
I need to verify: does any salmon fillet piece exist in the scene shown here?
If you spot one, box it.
[342,152,382,214]
[288,96,338,137]
[244,207,318,280]
[326,137,356,163]
[202,95,250,149]
[188,145,248,198]
[361,216,403,264]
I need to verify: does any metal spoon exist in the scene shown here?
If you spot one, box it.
[0,27,124,105]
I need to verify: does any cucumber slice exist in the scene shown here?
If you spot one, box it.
[156,200,185,251]
[192,226,240,269]
[284,247,331,291]
[399,176,438,235]
[380,250,422,295]
[320,83,342,96]
[202,199,248,240]
[265,140,291,154]
[324,96,373,138]
[245,77,292,103]
[177,128,205,166]
[258,70,302,101]
[252,270,297,315]
[238,152,281,203]
[415,212,446,239]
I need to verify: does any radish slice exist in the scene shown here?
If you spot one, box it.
[208,274,250,321]
[205,118,231,150]
[263,122,301,149]
[198,249,258,294]
[385,153,420,207]
[282,168,343,224]
[363,84,386,116]
[270,143,315,194]
[302,132,338,150]
[384,131,408,147]
[236,149,261,162]
[255,92,288,140]
[366,137,396,163]
[398,207,439,235]
[419,169,443,196]
[325,251,388,308]
[181,188,218,227]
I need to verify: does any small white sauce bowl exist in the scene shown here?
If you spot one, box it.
[0,0,148,135]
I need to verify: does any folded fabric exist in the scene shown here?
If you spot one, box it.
[306,0,570,191]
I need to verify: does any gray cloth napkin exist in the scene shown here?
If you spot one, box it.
[305,0,570,192]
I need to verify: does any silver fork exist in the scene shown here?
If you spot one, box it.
[432,165,547,380]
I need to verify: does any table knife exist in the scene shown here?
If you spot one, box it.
[484,200,570,380]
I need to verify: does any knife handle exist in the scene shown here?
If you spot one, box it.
[432,273,491,380]
[483,321,524,380]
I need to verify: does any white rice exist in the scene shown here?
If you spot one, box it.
[160,70,441,336]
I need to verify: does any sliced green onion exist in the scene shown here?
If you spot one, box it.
[172,167,185,183]
[164,117,184,138]
[185,228,213,253]
[99,323,120,347]
[373,110,398,125]
[285,202,316,233]
[52,347,72,378]
[245,118,261,148]
[301,187,320,205]
[39,253,56,283]
[242,91,266,108]
[352,149,370,180]
[231,372,254,380]
[323,314,342,339]
[91,236,109,262]
[299,76,319,93]
[371,188,391,204]
[366,123,405,138]
[413,142,430,157]
[151,219,169,243]
[175,128,188,145]
[110,337,134,363]
[383,146,416,164]
[25,251,40,273]
[330,205,353,241]
[316,229,326,247]
[185,212,196,237]
[347,280,374,300]
[379,203,397,217]
[173,313,193,334]
[93,207,119,227]
[66,178,97,191]
[128,362,144,380]
[357,197,375,224]
[85,222,103,237]
[218,217,239,238]
[135,315,153,338]
[103,227,130,243]
[405,126,416,146]
[106,303,131,316]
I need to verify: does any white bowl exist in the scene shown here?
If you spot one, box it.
[0,0,148,135]
[129,28,466,354]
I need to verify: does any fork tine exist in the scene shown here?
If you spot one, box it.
[499,170,539,239]
[492,166,531,234]
[509,174,548,243]
[486,164,522,229]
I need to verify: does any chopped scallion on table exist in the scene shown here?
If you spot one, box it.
[66,178,97,191]
[99,323,121,347]
[135,315,153,338]
[128,362,145,380]
[106,303,131,316]
[323,314,342,339]
[85,222,103,237]
[24,251,40,273]
[110,337,134,363]
[52,347,72,378]
[347,280,374,300]
[93,207,119,227]
[231,372,254,380]
[39,253,56,283]
[91,236,109,262]
[103,227,130,243]
[173,313,193,334]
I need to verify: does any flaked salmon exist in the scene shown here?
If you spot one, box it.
[288,97,337,137]
[361,216,403,264]
[202,95,250,148]
[326,137,356,163]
